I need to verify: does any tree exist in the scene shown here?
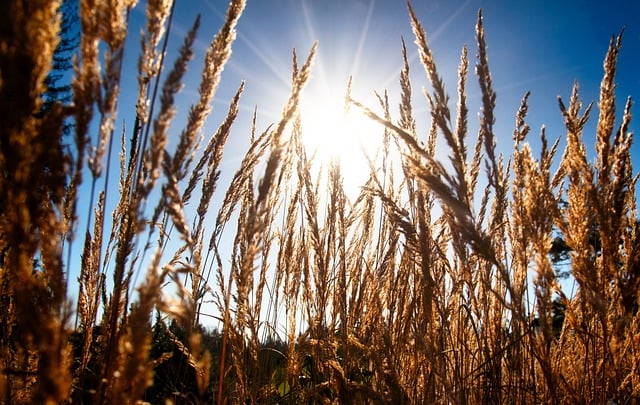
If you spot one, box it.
[40,0,79,137]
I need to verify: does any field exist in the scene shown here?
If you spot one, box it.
[1,0,639,403]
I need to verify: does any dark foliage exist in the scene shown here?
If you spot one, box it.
[40,0,79,136]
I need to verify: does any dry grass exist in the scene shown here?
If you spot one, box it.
[0,0,638,403]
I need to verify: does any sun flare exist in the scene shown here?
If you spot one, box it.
[299,84,386,197]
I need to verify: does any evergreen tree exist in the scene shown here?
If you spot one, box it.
[41,0,79,137]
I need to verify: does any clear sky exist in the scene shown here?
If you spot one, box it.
[61,0,640,328]
[122,0,640,186]
[115,0,640,258]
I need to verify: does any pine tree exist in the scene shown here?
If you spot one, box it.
[41,0,79,137]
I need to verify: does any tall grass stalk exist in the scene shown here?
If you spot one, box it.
[0,0,638,403]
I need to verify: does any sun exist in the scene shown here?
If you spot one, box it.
[298,82,386,198]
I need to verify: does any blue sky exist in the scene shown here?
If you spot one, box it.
[78,1,640,314]
[127,0,640,178]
